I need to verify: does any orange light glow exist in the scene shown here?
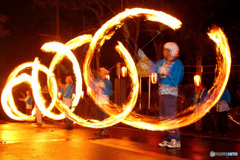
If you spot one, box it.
[194,75,201,86]
[72,93,76,99]
[151,73,158,84]
[58,92,62,99]
[1,9,231,132]
[120,26,231,131]
[1,35,92,121]
[80,8,179,128]
[1,74,35,121]
[121,67,127,77]
[80,91,84,99]
[87,87,91,95]
[31,58,65,120]
[0,59,61,121]
[2,8,181,127]
[41,42,82,108]
[106,74,110,80]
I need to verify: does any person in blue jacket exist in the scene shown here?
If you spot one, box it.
[215,88,231,136]
[153,42,184,149]
[94,67,112,136]
[58,75,75,130]
[19,90,33,116]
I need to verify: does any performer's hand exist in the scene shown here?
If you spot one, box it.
[158,66,167,75]
[20,92,25,97]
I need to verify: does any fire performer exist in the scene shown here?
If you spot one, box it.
[58,75,75,130]
[154,42,184,148]
[93,67,112,136]
[19,90,33,116]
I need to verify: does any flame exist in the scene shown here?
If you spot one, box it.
[72,93,76,99]
[194,75,201,87]
[87,87,91,95]
[34,35,92,119]
[80,8,180,128]
[80,91,84,99]
[121,66,127,77]
[151,73,158,84]
[58,92,62,99]
[0,31,93,123]
[51,40,139,128]
[0,60,59,120]
[42,35,92,109]
[1,74,35,121]
[3,63,36,120]
[42,42,81,108]
[120,26,231,131]
[1,8,231,132]
[31,58,65,120]
[105,74,110,80]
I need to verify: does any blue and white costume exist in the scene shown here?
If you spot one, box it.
[24,96,33,109]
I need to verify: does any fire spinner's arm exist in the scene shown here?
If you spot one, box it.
[58,78,66,89]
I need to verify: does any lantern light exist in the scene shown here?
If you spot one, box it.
[106,74,110,80]
[58,92,62,99]
[194,75,201,87]
[121,66,127,77]
[151,73,158,84]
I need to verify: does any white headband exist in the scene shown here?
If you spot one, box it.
[99,67,109,74]
[164,42,179,57]
[67,76,73,83]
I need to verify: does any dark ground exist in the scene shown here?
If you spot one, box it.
[0,118,239,160]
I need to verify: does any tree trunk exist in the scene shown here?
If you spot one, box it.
[134,18,140,61]
[196,54,202,77]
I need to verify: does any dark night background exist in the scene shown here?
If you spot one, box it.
[0,0,240,120]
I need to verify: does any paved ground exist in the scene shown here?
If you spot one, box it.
[0,119,239,160]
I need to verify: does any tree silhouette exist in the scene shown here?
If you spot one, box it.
[0,15,9,37]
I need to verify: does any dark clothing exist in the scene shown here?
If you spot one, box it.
[94,77,112,133]
[96,107,109,132]
[61,83,75,130]
[159,95,180,141]
[215,88,231,135]
[202,112,214,132]
[217,111,228,135]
